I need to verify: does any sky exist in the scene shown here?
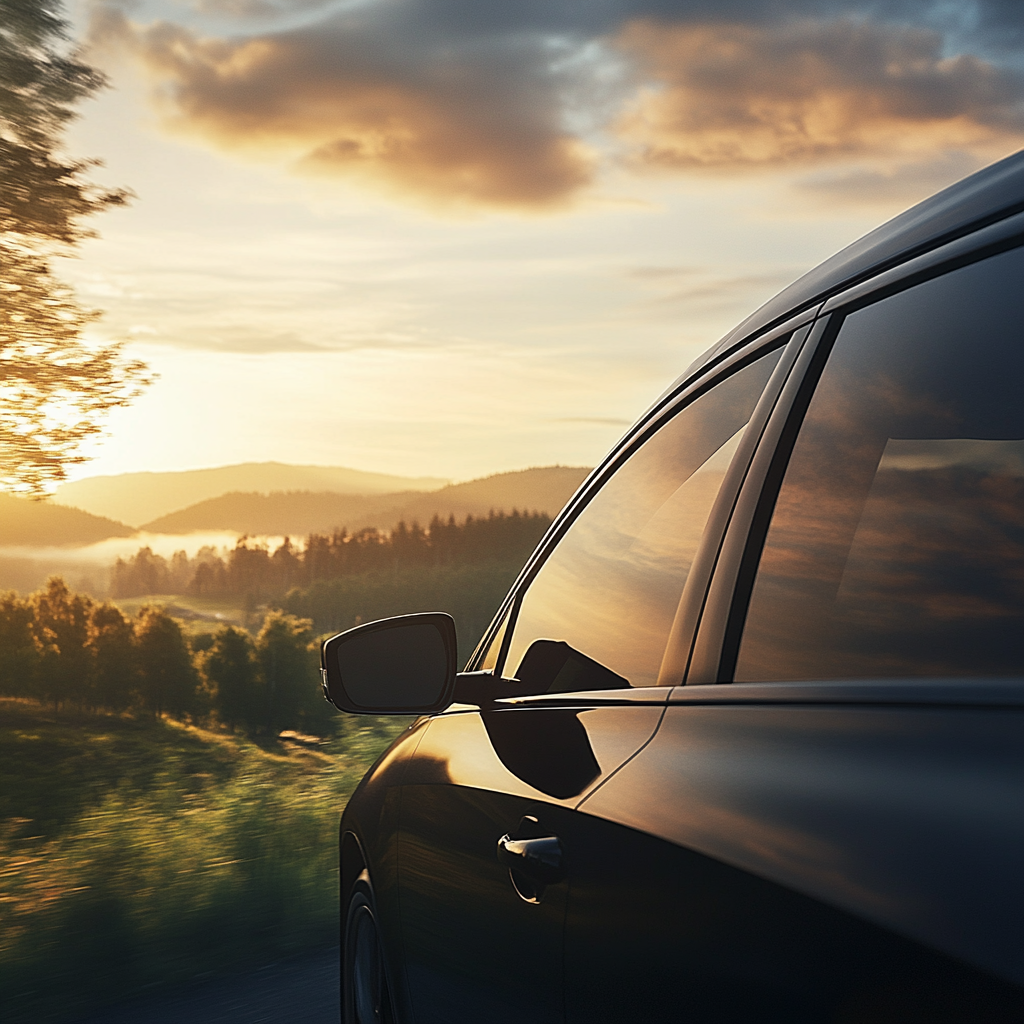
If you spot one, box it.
[57,0,1024,484]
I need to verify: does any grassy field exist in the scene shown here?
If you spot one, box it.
[0,698,407,1023]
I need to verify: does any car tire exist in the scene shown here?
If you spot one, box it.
[343,870,394,1024]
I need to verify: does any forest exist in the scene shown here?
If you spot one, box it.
[109,509,552,600]
[0,578,332,738]
[109,510,551,662]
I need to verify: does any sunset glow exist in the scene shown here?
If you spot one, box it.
[58,0,1024,483]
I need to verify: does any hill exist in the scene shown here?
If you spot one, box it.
[0,493,135,548]
[52,463,450,528]
[141,466,592,536]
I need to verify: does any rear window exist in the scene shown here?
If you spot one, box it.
[735,245,1024,682]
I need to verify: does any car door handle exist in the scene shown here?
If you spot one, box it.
[496,833,565,885]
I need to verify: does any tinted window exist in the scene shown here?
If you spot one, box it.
[477,606,509,672]
[736,246,1024,682]
[505,348,783,689]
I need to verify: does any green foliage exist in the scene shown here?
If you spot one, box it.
[87,601,136,711]
[0,591,39,696]
[111,509,550,611]
[0,0,149,496]
[284,559,525,665]
[254,610,323,735]
[135,605,201,719]
[201,614,332,737]
[0,577,335,739]
[202,625,259,731]
[0,699,405,1023]
[30,576,91,709]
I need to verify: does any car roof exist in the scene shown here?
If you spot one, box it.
[678,148,1024,386]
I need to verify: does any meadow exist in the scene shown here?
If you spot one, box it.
[0,698,407,1023]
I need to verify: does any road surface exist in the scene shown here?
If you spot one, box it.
[73,946,339,1023]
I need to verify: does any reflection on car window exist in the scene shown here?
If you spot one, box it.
[736,245,1024,682]
[505,348,783,689]
[477,606,509,672]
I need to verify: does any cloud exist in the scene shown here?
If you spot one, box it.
[141,325,328,352]
[89,2,1024,211]
[186,0,334,17]
[614,18,1024,171]
[93,5,594,210]
[554,416,632,426]
[794,150,989,204]
[626,264,798,311]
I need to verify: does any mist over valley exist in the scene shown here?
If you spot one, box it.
[0,464,589,596]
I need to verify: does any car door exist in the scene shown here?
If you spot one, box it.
[561,242,1024,1022]
[393,340,793,1023]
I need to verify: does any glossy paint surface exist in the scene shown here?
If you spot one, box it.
[394,702,663,1022]
[581,697,1024,988]
[343,689,1024,1022]
[560,797,1024,1023]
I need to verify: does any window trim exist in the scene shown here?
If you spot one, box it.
[700,234,1024,685]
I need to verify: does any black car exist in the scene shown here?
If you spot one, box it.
[321,151,1024,1024]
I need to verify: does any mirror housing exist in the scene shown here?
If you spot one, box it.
[320,612,458,715]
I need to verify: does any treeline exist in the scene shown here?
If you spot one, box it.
[0,578,332,736]
[283,561,526,667]
[110,510,551,601]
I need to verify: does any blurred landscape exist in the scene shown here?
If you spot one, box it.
[0,697,407,1023]
[0,460,587,1021]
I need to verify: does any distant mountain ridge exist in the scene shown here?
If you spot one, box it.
[142,466,592,537]
[53,462,451,528]
[0,493,134,548]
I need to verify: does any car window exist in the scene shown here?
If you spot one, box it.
[502,347,784,690]
[735,245,1024,682]
[477,605,510,672]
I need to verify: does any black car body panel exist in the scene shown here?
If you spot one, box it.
[338,151,1024,1022]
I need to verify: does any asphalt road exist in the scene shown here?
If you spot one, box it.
[73,947,339,1024]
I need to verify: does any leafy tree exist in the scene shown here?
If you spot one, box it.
[255,611,317,735]
[0,0,149,496]
[0,590,41,697]
[30,575,92,708]
[204,625,261,732]
[87,601,137,711]
[135,605,199,718]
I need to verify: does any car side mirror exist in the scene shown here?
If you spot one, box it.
[320,612,458,714]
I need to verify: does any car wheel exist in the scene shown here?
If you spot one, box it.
[343,871,394,1024]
